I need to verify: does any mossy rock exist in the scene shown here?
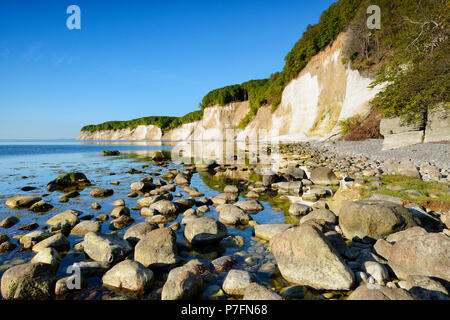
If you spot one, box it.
[102,150,121,156]
[46,172,91,192]
[152,151,171,161]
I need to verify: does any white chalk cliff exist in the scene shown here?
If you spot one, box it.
[78,31,384,143]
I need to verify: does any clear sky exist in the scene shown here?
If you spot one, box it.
[0,0,336,139]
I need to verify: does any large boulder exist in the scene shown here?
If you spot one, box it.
[6,196,41,209]
[134,228,178,269]
[102,260,153,294]
[216,204,251,225]
[0,263,56,300]
[309,167,339,185]
[388,233,450,281]
[83,232,132,263]
[339,200,419,240]
[403,275,450,300]
[380,117,425,150]
[184,217,228,245]
[161,264,204,300]
[347,283,416,300]
[270,224,354,290]
[424,105,450,143]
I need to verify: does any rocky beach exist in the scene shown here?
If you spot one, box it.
[1,0,449,304]
[0,139,449,301]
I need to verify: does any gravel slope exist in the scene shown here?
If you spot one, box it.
[312,140,450,170]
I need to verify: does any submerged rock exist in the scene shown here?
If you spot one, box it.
[403,275,449,300]
[219,235,245,249]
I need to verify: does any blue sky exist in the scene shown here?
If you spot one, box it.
[0,0,336,139]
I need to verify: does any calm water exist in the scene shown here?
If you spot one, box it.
[0,140,289,300]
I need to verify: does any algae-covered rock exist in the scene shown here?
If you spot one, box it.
[46,172,90,192]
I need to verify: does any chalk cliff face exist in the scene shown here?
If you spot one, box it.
[78,31,383,142]
[77,125,162,140]
[237,31,383,142]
